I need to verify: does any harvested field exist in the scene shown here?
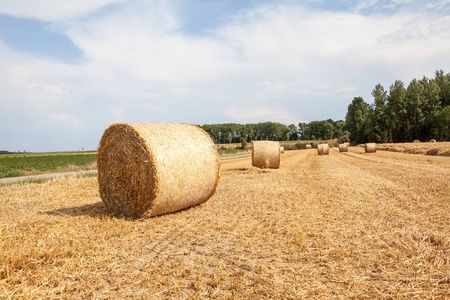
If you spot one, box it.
[376,141,450,156]
[0,148,449,299]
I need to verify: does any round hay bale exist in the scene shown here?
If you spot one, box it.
[364,143,377,153]
[317,143,329,155]
[306,144,312,149]
[97,123,220,218]
[429,139,437,143]
[413,140,420,143]
[280,146,285,154]
[252,141,280,169]
[338,144,348,152]
[322,144,329,155]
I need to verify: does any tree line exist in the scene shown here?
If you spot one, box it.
[200,122,294,144]
[201,70,450,145]
[345,70,450,144]
[200,120,348,144]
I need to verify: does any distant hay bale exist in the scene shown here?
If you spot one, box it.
[339,144,348,152]
[252,141,280,169]
[306,144,312,149]
[322,144,330,155]
[97,123,220,218]
[365,143,377,153]
[413,140,420,143]
[317,144,329,155]
[280,146,285,154]
[429,139,437,143]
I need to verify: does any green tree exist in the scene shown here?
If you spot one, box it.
[405,79,425,141]
[421,77,441,140]
[386,80,407,142]
[434,70,450,107]
[370,84,389,143]
[287,124,298,141]
[304,121,334,140]
[333,120,349,142]
[298,122,307,140]
[345,97,371,144]
[432,105,450,141]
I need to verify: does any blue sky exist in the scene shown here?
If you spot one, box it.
[1,0,450,152]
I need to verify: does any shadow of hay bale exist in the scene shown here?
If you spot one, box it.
[228,168,251,172]
[43,201,207,220]
[42,202,111,218]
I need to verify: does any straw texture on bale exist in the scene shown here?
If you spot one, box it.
[317,144,329,155]
[280,146,285,154]
[97,123,220,218]
[306,144,312,149]
[365,143,377,153]
[339,144,348,152]
[252,141,280,169]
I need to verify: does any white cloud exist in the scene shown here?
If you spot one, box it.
[225,106,299,125]
[0,0,129,22]
[50,113,83,129]
[426,0,450,10]
[334,86,358,93]
[0,42,75,109]
[108,106,125,123]
[64,1,237,85]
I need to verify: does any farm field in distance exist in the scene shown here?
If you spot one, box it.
[0,147,449,298]
[0,153,97,179]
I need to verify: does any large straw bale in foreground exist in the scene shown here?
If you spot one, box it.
[317,144,329,155]
[365,143,377,153]
[339,144,348,152]
[252,141,280,169]
[97,123,220,218]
